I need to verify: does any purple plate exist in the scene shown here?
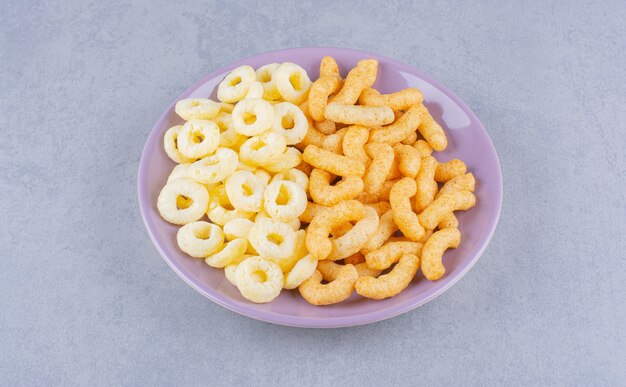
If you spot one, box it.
[137,47,502,328]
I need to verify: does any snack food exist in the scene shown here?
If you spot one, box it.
[156,55,477,305]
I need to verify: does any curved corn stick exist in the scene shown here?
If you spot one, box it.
[364,143,395,194]
[303,145,366,177]
[416,104,447,151]
[390,177,425,241]
[299,266,358,305]
[305,200,365,260]
[325,103,394,126]
[418,190,476,229]
[320,56,341,78]
[415,156,438,212]
[393,143,421,178]
[421,228,461,280]
[365,201,391,217]
[368,105,424,144]
[356,254,420,299]
[436,173,476,198]
[364,241,423,270]
[401,131,418,145]
[361,210,399,255]
[308,76,342,121]
[299,201,327,223]
[330,59,378,105]
[328,207,379,261]
[358,87,424,111]
[342,125,370,164]
[309,169,364,206]
[314,119,337,135]
[413,139,433,157]
[435,159,467,182]
[343,252,365,265]
[437,212,459,229]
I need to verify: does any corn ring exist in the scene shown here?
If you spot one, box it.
[342,125,370,165]
[263,180,307,222]
[224,263,239,286]
[363,143,394,194]
[254,169,272,185]
[239,131,287,166]
[314,119,337,135]
[418,190,476,229]
[235,256,283,303]
[276,229,307,273]
[248,217,297,261]
[319,56,341,78]
[358,87,424,111]
[437,213,459,229]
[225,170,266,213]
[308,75,342,121]
[305,200,365,260]
[327,207,379,261]
[263,147,302,173]
[236,160,257,172]
[188,147,238,185]
[302,145,366,177]
[254,210,301,232]
[157,178,209,225]
[243,81,264,99]
[270,168,309,192]
[415,156,439,212]
[213,112,246,150]
[219,103,235,113]
[369,105,424,144]
[360,209,398,255]
[331,59,378,105]
[416,104,448,151]
[270,102,308,145]
[324,102,394,127]
[437,173,476,199]
[298,265,358,306]
[283,254,318,290]
[177,119,221,159]
[175,98,221,121]
[299,201,327,224]
[163,125,196,164]
[309,169,364,206]
[356,254,420,299]
[255,63,281,100]
[176,221,224,258]
[217,65,256,103]
[204,238,247,268]
[435,159,467,183]
[167,163,192,183]
[223,218,254,241]
[421,228,461,280]
[413,139,433,157]
[275,62,311,104]
[232,98,274,136]
[207,184,254,226]
[364,241,423,271]
[393,144,421,178]
[389,177,425,241]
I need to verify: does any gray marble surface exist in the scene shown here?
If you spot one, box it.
[1,1,625,385]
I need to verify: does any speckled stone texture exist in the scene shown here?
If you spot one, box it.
[1,1,625,385]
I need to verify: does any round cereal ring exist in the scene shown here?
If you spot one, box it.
[255,63,281,100]
[327,206,379,261]
[167,163,192,183]
[305,200,365,261]
[232,98,274,136]
[342,125,370,165]
[263,147,302,173]
[276,229,307,273]
[271,102,308,145]
[175,98,220,120]
[213,112,246,150]
[163,125,195,164]
[217,65,256,103]
[219,103,235,113]
[189,147,238,185]
[356,254,420,299]
[239,132,287,166]
[205,238,248,268]
[235,256,283,303]
[236,160,258,173]
[270,168,309,192]
[363,143,395,194]
[263,180,307,222]
[415,156,439,212]
[421,228,461,280]
[224,263,239,286]
[223,218,254,241]
[364,241,423,271]
[309,169,364,206]
[418,190,476,230]
[390,177,425,241]
[360,209,398,255]
[254,210,301,231]
[177,119,221,159]
[206,184,254,226]
[225,170,266,213]
[283,254,318,289]
[275,62,312,104]
[248,217,297,261]
[244,81,264,99]
[176,221,224,258]
[254,169,272,185]
[434,159,467,183]
[298,265,358,305]
[157,178,209,225]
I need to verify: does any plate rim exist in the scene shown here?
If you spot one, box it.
[137,46,503,328]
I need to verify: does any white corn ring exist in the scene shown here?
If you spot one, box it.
[235,256,284,303]
[177,119,220,159]
[157,178,209,225]
[239,132,287,166]
[283,254,317,289]
[217,65,256,103]
[248,217,297,261]
[204,238,248,268]
[225,170,266,213]
[232,98,275,136]
[275,62,312,104]
[189,147,238,184]
[175,98,220,120]
[176,221,224,258]
[164,125,195,163]
[271,102,308,145]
